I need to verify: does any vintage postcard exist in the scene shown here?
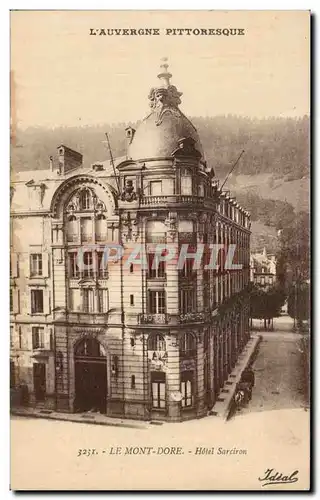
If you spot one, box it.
[10,10,310,491]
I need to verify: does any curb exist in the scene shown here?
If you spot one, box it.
[11,410,149,430]
[210,334,262,421]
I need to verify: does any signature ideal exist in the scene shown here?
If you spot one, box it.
[258,468,299,487]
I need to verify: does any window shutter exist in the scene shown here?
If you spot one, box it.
[42,252,50,278]
[44,289,50,314]
[13,289,20,314]
[69,288,81,311]
[31,290,35,313]
[11,253,19,278]
[32,327,36,349]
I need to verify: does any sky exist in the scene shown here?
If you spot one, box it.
[10,10,310,129]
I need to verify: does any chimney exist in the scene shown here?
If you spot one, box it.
[57,145,83,175]
[49,156,54,171]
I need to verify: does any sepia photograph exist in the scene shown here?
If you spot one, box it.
[9,10,310,491]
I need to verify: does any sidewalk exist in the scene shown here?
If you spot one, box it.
[11,406,150,430]
[209,334,262,420]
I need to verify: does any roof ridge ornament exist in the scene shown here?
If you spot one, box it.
[157,57,172,88]
[148,58,183,126]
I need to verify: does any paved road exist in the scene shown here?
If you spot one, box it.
[234,327,308,417]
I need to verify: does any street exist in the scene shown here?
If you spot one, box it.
[234,316,308,417]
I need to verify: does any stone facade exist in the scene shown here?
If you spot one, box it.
[10,63,251,421]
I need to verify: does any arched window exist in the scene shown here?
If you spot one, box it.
[180,332,196,358]
[79,189,91,210]
[148,334,166,351]
[74,338,106,358]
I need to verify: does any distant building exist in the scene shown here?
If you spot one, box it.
[250,247,277,289]
[10,62,251,421]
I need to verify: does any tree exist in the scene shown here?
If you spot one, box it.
[276,211,310,288]
[287,281,310,329]
[250,284,286,330]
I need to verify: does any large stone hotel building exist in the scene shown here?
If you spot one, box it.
[10,63,251,421]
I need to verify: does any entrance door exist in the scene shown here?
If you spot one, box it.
[33,363,46,401]
[74,338,107,413]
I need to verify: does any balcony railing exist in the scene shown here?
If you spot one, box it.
[145,233,167,244]
[178,232,197,244]
[53,310,108,325]
[68,270,109,280]
[139,194,218,209]
[180,349,197,359]
[137,311,210,325]
[138,313,168,324]
[179,312,206,323]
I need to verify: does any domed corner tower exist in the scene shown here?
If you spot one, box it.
[117,60,221,424]
[127,59,205,165]
[117,59,212,210]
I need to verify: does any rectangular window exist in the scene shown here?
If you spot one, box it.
[131,375,136,389]
[69,288,81,311]
[82,289,94,313]
[81,217,93,242]
[67,216,78,242]
[180,175,192,195]
[149,180,162,195]
[181,372,193,408]
[30,254,43,277]
[97,251,108,278]
[10,326,14,348]
[32,327,45,349]
[180,289,196,314]
[148,290,166,314]
[10,289,13,312]
[148,253,165,278]
[69,253,80,278]
[31,290,44,314]
[98,289,108,312]
[180,259,194,278]
[83,252,94,278]
[151,372,166,409]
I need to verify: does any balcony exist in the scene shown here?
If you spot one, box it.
[146,233,167,244]
[179,312,206,323]
[139,194,216,210]
[137,311,210,326]
[180,349,197,360]
[138,313,168,325]
[178,232,197,245]
[32,347,53,359]
[68,270,109,281]
[53,309,108,325]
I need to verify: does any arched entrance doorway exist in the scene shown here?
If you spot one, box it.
[74,337,107,413]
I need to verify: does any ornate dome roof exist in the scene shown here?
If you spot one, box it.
[127,60,204,162]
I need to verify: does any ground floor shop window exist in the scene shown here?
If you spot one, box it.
[181,371,194,408]
[33,362,46,401]
[10,360,15,388]
[151,371,166,409]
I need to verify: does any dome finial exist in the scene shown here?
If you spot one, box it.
[157,57,172,88]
